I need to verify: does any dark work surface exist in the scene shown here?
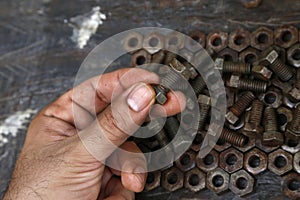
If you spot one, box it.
[0,0,299,199]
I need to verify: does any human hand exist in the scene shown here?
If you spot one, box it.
[4,68,186,200]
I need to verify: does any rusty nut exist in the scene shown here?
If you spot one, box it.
[131,49,151,67]
[274,25,298,48]
[260,90,282,108]
[161,167,184,191]
[268,149,293,176]
[252,65,273,81]
[281,172,300,200]
[175,150,196,172]
[144,171,161,191]
[228,28,251,52]
[123,31,144,53]
[229,170,255,197]
[165,31,185,50]
[214,139,232,152]
[196,149,219,173]
[244,148,267,175]
[218,48,239,62]
[206,31,228,53]
[185,30,206,52]
[206,167,230,194]
[143,32,165,54]
[220,148,244,173]
[294,152,300,174]
[287,43,300,68]
[282,137,300,154]
[184,167,206,192]
[251,27,274,51]
[239,47,260,65]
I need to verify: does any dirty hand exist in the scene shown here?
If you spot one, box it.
[4,68,185,200]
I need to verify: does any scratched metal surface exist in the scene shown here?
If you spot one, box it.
[0,0,299,199]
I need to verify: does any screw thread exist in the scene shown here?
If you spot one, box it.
[263,107,277,132]
[220,127,248,147]
[230,91,255,116]
[223,62,251,74]
[295,68,300,89]
[270,59,293,81]
[155,129,169,147]
[190,76,206,96]
[198,104,210,130]
[239,79,267,93]
[289,105,300,132]
[249,100,264,124]
[161,70,188,90]
[164,117,180,139]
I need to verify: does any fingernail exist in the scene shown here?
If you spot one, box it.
[127,84,154,112]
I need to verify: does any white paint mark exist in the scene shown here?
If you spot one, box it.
[0,109,37,147]
[68,6,106,49]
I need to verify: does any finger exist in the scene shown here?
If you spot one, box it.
[43,68,160,129]
[106,141,147,192]
[103,177,135,200]
[77,82,156,162]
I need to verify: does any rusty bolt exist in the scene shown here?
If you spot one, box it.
[243,100,264,138]
[294,152,300,174]
[196,149,219,172]
[259,47,294,81]
[244,148,267,175]
[206,168,230,194]
[255,138,279,153]
[164,116,180,139]
[286,105,300,141]
[234,137,256,152]
[185,30,206,52]
[215,58,251,74]
[123,31,144,53]
[262,107,284,147]
[226,91,256,124]
[144,171,161,191]
[252,65,273,81]
[190,75,206,96]
[191,132,204,152]
[228,75,268,93]
[198,94,211,130]
[268,149,293,176]
[229,170,255,197]
[175,150,196,172]
[277,107,293,132]
[219,127,248,147]
[220,148,244,173]
[228,28,251,52]
[161,167,184,191]
[287,87,300,102]
[287,43,300,68]
[152,50,165,64]
[281,172,300,200]
[131,49,151,67]
[239,47,260,65]
[261,90,282,108]
[251,27,274,50]
[184,168,206,192]
[169,58,192,80]
[282,137,300,154]
[143,32,165,54]
[206,31,228,53]
[218,48,239,62]
[152,84,169,105]
[274,25,298,48]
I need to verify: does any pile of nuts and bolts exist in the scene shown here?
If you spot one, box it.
[124,26,300,199]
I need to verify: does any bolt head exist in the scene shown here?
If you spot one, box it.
[225,111,239,124]
[287,87,300,102]
[243,122,264,137]
[228,75,240,88]
[252,65,273,81]
[262,131,284,147]
[198,95,211,105]
[215,58,224,71]
[285,127,300,141]
[265,50,279,64]
[156,92,168,105]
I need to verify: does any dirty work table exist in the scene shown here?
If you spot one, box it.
[1,0,300,199]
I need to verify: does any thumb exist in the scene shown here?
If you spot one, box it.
[77,82,156,162]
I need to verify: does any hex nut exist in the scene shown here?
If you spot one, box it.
[175,150,196,172]
[131,49,151,67]
[165,31,185,50]
[281,172,300,199]
[282,137,300,154]
[214,139,232,152]
[161,167,184,191]
[255,138,279,153]
[123,31,144,52]
[219,148,244,173]
[229,170,255,197]
[287,43,300,68]
[228,29,251,52]
[144,171,161,191]
[206,167,230,194]
[252,65,273,81]
[239,47,260,65]
[234,137,256,152]
[268,149,293,176]
[218,48,239,62]
[184,168,206,192]
[251,27,274,50]
[196,149,219,172]
[185,30,206,52]
[244,148,267,175]
[206,31,228,53]
[143,32,165,54]
[261,91,282,108]
[294,152,300,174]
[274,25,298,48]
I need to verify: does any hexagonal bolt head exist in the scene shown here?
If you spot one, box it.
[215,57,224,71]
[288,87,300,102]
[198,94,211,105]
[268,149,293,176]
[262,131,284,147]
[184,168,206,192]
[228,75,240,88]
[152,85,169,105]
[225,111,239,125]
[229,170,255,197]
[265,49,279,64]
[206,168,230,194]
[243,122,264,137]
[252,65,273,81]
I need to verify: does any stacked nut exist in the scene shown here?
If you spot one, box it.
[124,26,300,199]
